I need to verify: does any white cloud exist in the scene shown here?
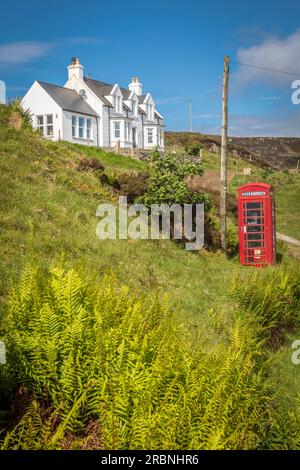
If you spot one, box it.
[228,113,300,137]
[0,41,54,64]
[259,96,282,101]
[233,30,300,87]
[193,113,220,120]
[63,36,104,44]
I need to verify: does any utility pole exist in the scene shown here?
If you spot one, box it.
[189,98,193,132]
[220,56,229,252]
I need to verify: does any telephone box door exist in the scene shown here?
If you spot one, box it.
[242,199,266,265]
[238,183,276,266]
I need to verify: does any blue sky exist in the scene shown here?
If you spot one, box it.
[1,0,300,136]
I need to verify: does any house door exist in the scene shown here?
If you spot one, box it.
[132,127,137,148]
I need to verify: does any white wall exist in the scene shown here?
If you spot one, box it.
[21,81,62,141]
[64,75,104,145]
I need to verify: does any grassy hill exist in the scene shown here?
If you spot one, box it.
[1,107,300,449]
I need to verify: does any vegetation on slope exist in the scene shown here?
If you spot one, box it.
[2,263,300,449]
[0,103,300,449]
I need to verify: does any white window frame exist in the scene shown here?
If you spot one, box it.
[147,127,154,144]
[86,118,92,140]
[114,121,121,139]
[148,104,153,120]
[125,122,131,141]
[45,114,53,136]
[36,114,53,136]
[36,115,44,132]
[132,99,137,116]
[71,114,93,140]
[78,116,85,139]
[72,115,77,138]
[114,95,122,114]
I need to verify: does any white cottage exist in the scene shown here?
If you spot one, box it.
[21,58,164,151]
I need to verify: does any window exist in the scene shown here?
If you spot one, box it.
[114,95,122,113]
[132,100,137,116]
[125,122,131,141]
[36,115,44,132]
[72,115,77,138]
[148,104,153,120]
[71,115,93,140]
[117,96,122,113]
[114,121,121,139]
[45,114,53,136]
[147,128,153,144]
[78,117,84,138]
[36,114,53,136]
[86,118,92,140]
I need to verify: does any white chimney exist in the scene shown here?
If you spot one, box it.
[68,57,83,81]
[129,77,142,96]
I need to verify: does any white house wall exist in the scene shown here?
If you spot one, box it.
[22,65,165,150]
[21,82,62,141]
[64,75,104,145]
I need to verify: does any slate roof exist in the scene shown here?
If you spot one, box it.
[84,77,145,105]
[138,94,147,104]
[37,81,97,116]
[83,77,114,106]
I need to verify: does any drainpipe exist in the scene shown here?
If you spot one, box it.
[141,114,144,149]
[107,106,111,148]
[96,116,100,147]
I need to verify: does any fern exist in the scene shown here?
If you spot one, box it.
[1,264,299,449]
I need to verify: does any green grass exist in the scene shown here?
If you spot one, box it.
[1,120,300,448]
[0,126,242,334]
[62,141,149,172]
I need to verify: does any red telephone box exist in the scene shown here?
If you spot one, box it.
[237,182,276,266]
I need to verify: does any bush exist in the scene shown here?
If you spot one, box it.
[137,152,210,208]
[115,171,150,202]
[0,100,32,130]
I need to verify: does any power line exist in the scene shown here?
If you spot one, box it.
[230,60,300,77]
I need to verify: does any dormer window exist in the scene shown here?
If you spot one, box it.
[148,104,154,120]
[132,99,138,116]
[114,95,122,113]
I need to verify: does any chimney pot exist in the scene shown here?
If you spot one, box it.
[128,76,142,96]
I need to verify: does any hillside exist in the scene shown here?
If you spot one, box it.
[1,107,300,449]
[165,131,300,170]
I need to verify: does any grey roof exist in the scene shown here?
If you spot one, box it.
[120,87,131,100]
[138,94,147,104]
[37,81,97,116]
[83,77,114,106]
[138,106,146,115]
[84,77,144,106]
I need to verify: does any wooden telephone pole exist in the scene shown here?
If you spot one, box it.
[220,56,229,251]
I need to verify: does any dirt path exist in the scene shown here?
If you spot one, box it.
[276,232,300,247]
[277,233,300,260]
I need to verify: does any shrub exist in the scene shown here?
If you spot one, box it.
[137,152,210,208]
[0,100,32,130]
[115,171,150,202]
